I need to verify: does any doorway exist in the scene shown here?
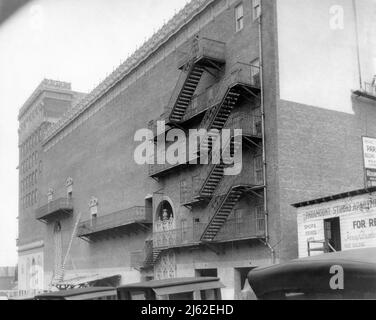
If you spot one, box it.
[324,217,341,252]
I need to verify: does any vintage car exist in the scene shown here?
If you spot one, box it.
[34,287,117,300]
[117,277,224,300]
[248,248,376,300]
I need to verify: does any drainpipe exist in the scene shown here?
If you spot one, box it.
[258,5,276,265]
[352,0,363,90]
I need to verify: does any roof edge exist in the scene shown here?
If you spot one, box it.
[292,186,376,208]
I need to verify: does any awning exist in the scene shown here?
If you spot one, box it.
[153,280,224,296]
[52,273,121,288]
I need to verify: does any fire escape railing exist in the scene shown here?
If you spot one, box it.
[77,206,151,239]
[177,37,226,70]
[180,113,262,204]
[364,82,376,97]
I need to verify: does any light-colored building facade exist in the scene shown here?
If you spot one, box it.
[17,0,376,299]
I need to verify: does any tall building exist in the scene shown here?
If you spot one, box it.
[17,0,376,299]
[17,79,85,295]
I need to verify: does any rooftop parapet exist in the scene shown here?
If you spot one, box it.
[18,79,72,120]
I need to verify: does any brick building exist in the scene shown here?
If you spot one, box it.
[17,79,85,295]
[17,0,376,299]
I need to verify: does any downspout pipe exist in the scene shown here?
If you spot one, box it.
[258,4,276,265]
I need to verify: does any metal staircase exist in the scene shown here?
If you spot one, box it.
[168,63,206,123]
[199,128,242,198]
[201,186,244,242]
[166,37,226,124]
[200,173,262,242]
[142,239,160,267]
[197,62,260,153]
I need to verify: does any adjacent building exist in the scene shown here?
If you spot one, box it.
[17,79,85,295]
[17,0,376,299]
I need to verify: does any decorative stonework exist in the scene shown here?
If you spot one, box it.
[155,251,176,280]
[89,197,98,208]
[89,197,98,216]
[65,177,73,187]
[19,79,71,119]
[43,0,214,146]
[66,177,73,195]
[47,188,54,202]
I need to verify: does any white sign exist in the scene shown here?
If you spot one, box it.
[297,192,376,258]
[363,137,376,169]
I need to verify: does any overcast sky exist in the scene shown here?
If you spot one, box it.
[0,0,189,267]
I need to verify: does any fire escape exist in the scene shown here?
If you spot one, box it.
[148,37,226,178]
[167,37,226,124]
[141,39,266,269]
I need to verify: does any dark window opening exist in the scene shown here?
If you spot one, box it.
[324,217,342,252]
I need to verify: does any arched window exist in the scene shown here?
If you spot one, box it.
[157,200,174,222]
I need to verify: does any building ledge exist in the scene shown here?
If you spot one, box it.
[353,83,376,102]
[292,186,376,208]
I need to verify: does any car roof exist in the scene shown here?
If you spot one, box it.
[118,277,221,290]
[248,248,376,298]
[35,286,115,298]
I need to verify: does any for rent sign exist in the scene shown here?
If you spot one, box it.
[363,137,376,187]
[297,192,376,258]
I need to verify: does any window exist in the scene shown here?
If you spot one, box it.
[255,205,265,232]
[235,3,244,32]
[180,179,188,204]
[254,155,263,185]
[181,219,188,243]
[252,0,261,20]
[251,58,260,87]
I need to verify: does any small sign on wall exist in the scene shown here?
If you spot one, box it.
[362,137,376,187]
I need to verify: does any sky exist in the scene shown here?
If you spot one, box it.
[0,0,189,267]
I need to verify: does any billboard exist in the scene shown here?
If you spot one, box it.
[297,192,376,257]
[277,0,376,114]
[363,137,376,187]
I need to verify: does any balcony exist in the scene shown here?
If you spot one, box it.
[180,85,219,123]
[148,151,199,178]
[77,206,152,242]
[153,223,205,249]
[354,81,376,101]
[226,62,261,91]
[214,216,265,242]
[148,114,261,179]
[224,113,262,139]
[153,215,265,250]
[179,63,261,124]
[35,197,73,223]
[177,37,226,70]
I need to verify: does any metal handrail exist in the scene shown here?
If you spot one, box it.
[199,62,261,138]
[77,206,150,235]
[153,215,263,248]
[35,197,73,220]
[363,82,376,97]
[177,37,226,69]
[179,113,263,202]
